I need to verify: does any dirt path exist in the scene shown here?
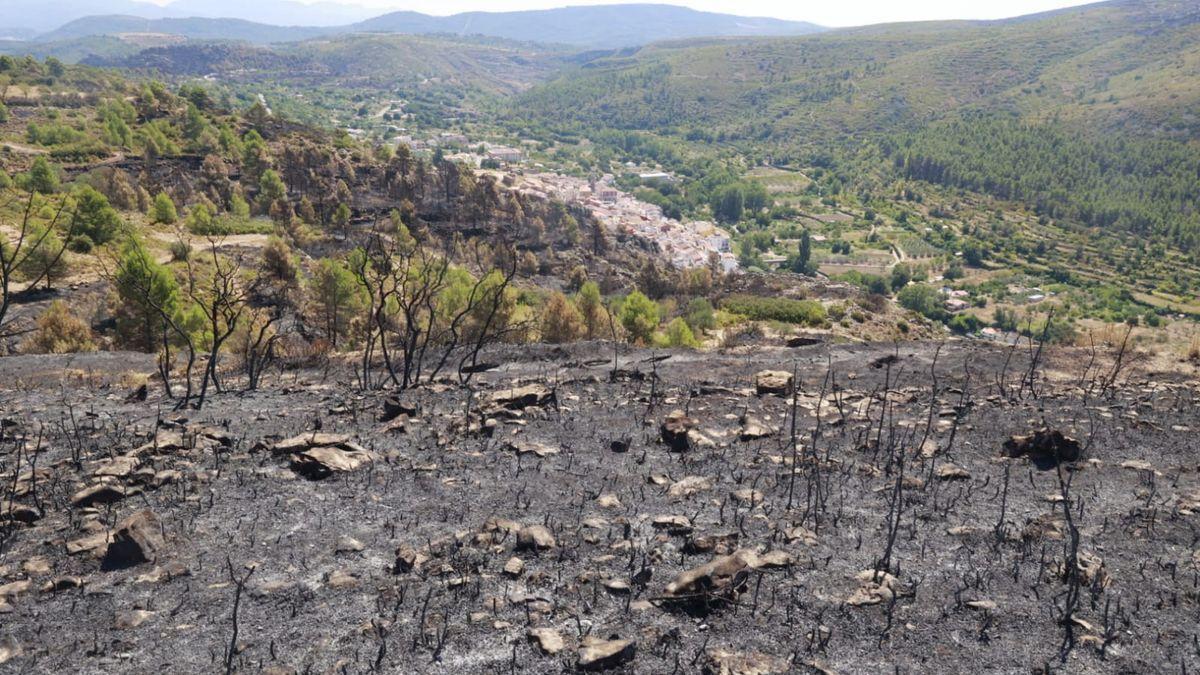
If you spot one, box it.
[1,141,48,155]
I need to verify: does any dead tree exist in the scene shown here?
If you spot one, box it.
[349,222,517,390]
[184,236,257,408]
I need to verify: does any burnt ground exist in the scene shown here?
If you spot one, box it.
[0,339,1198,674]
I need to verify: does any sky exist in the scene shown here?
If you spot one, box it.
[296,0,1103,27]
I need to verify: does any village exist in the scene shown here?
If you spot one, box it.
[388,131,739,273]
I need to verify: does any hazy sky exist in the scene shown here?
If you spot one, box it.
[304,0,1102,27]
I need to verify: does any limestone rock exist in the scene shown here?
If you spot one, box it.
[71,483,127,508]
[578,638,636,671]
[703,648,789,675]
[114,609,155,630]
[528,627,565,655]
[660,410,698,452]
[755,371,794,397]
[489,383,555,411]
[664,549,758,600]
[516,525,556,551]
[503,556,525,577]
[290,445,374,480]
[103,510,165,569]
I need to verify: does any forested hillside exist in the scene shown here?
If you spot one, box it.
[514,0,1200,250]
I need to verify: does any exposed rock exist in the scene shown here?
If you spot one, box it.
[67,531,112,557]
[0,579,31,599]
[596,493,622,509]
[755,370,794,397]
[503,557,525,577]
[507,440,559,458]
[668,475,712,499]
[966,600,997,612]
[754,551,794,569]
[102,510,165,569]
[1,506,40,524]
[685,532,738,554]
[846,569,899,607]
[527,627,565,655]
[290,444,374,480]
[602,578,631,594]
[578,637,636,671]
[786,335,824,348]
[21,557,50,575]
[270,432,353,455]
[40,576,84,593]
[71,483,127,508]
[516,524,556,551]
[114,609,155,630]
[935,464,971,481]
[0,636,20,665]
[651,515,694,535]
[394,545,429,573]
[664,549,758,600]
[739,416,775,441]
[380,396,418,422]
[702,648,789,675]
[661,410,698,451]
[94,456,138,478]
[325,569,359,589]
[1004,429,1082,463]
[335,536,364,554]
[489,383,555,411]
[730,488,764,506]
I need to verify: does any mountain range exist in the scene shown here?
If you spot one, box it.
[2,3,824,48]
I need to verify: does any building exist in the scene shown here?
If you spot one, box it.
[639,171,675,185]
[487,146,523,163]
[597,186,619,203]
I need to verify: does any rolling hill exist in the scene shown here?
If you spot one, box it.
[353,4,823,48]
[20,4,824,50]
[513,0,1200,250]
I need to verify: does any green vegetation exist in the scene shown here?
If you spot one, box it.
[721,295,826,326]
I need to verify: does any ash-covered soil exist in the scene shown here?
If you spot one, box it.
[0,340,1198,674]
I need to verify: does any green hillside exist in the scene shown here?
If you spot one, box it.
[513,0,1200,248]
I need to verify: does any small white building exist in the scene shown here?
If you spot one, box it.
[487,146,524,163]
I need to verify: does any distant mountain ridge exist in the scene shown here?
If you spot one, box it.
[353,5,823,47]
[0,0,379,35]
[21,4,824,48]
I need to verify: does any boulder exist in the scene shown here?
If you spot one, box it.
[516,525,556,551]
[270,432,353,455]
[506,440,559,458]
[380,396,419,423]
[102,510,165,569]
[0,636,20,665]
[739,416,775,441]
[668,476,712,499]
[935,464,971,481]
[664,549,758,600]
[755,371,794,397]
[527,627,565,655]
[503,556,525,577]
[1004,429,1081,463]
[71,483,127,508]
[290,445,374,480]
[660,410,698,452]
[578,638,636,671]
[489,383,555,411]
[846,569,899,607]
